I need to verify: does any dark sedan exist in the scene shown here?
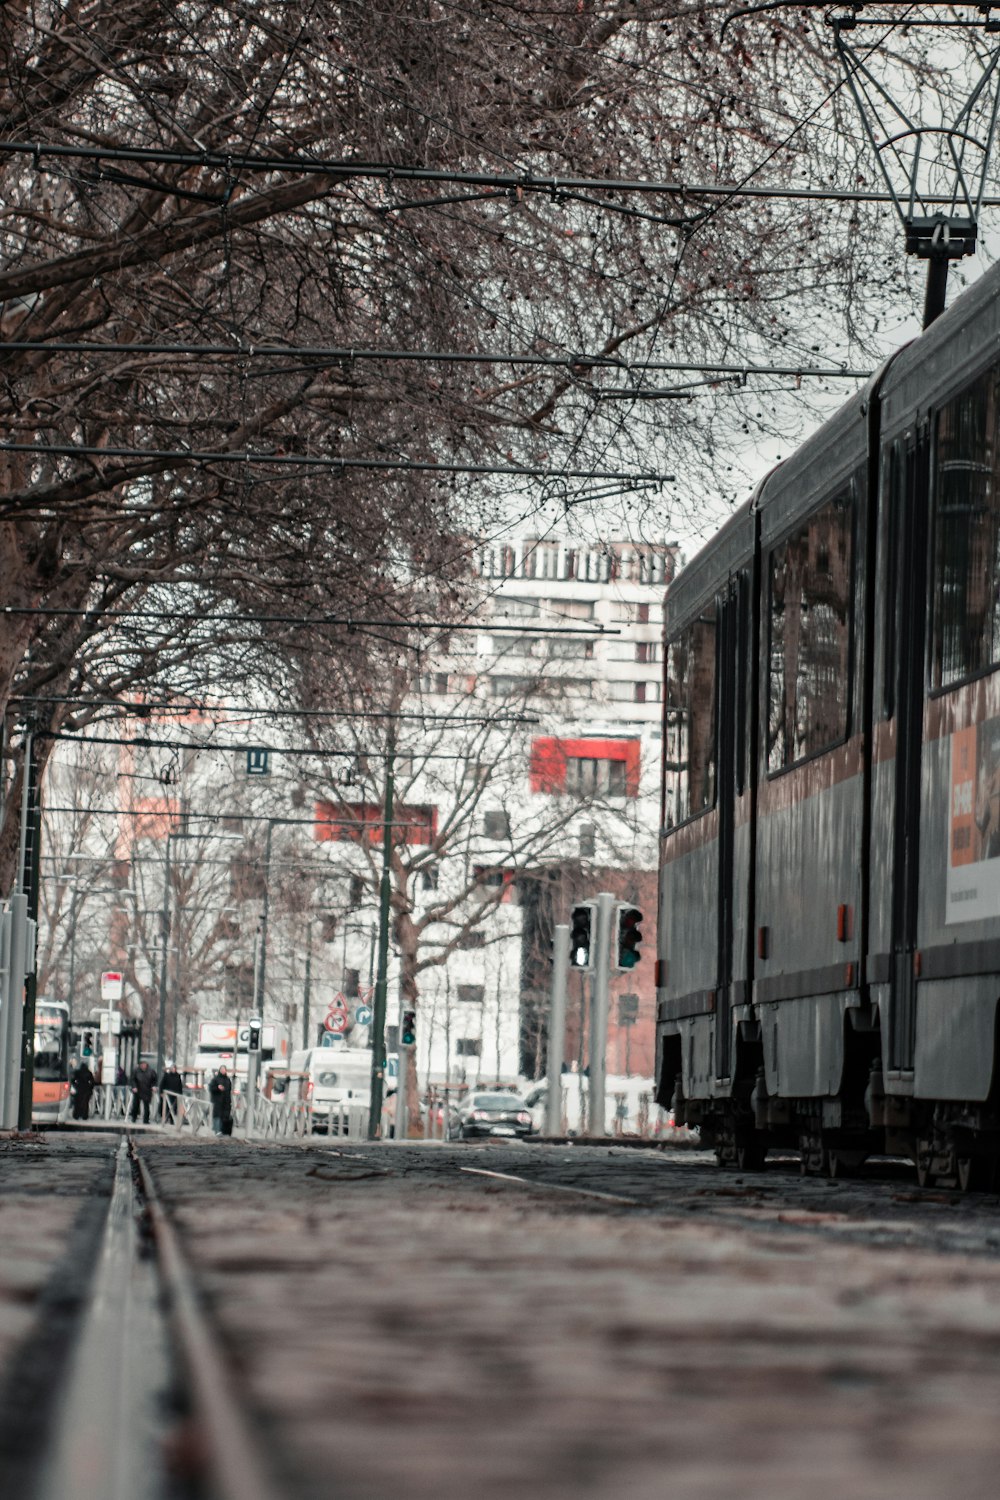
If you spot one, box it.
[452,1092,534,1141]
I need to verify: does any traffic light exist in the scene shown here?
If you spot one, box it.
[82,1031,94,1057]
[247,1017,262,1052]
[616,906,643,970]
[401,1009,416,1047]
[569,903,595,969]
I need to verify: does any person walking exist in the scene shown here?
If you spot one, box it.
[208,1065,233,1137]
[70,1059,96,1121]
[159,1061,185,1124]
[129,1060,157,1124]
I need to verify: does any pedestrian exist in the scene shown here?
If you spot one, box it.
[208,1065,233,1137]
[129,1060,157,1124]
[159,1060,185,1123]
[70,1059,96,1121]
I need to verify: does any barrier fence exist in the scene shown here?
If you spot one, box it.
[89,1085,369,1140]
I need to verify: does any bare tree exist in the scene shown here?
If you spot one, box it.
[305,633,656,1123]
[1,2,908,893]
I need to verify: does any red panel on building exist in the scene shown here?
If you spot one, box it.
[529,737,641,796]
[314,801,438,844]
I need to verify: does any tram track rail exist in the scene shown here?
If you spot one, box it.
[0,1134,283,1500]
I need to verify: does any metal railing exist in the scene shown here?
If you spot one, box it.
[90,1085,368,1140]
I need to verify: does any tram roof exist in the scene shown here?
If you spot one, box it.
[879,254,1000,438]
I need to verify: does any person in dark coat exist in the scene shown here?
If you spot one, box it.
[208,1065,233,1136]
[129,1060,157,1123]
[159,1062,185,1122]
[70,1060,95,1121]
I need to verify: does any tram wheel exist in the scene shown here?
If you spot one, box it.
[828,1150,864,1180]
[956,1154,995,1193]
[736,1141,767,1172]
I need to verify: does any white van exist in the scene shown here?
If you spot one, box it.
[297,1047,373,1132]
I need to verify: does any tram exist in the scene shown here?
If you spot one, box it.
[657,252,1000,1188]
[32,999,72,1124]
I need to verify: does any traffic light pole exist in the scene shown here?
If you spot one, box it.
[545,925,569,1136]
[587,892,614,1137]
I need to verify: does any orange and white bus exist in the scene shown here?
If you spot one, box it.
[33,999,71,1124]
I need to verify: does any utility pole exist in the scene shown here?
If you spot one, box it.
[587,892,614,1138]
[17,730,42,1130]
[156,834,172,1077]
[255,819,275,1024]
[368,736,394,1139]
[545,924,569,1136]
[302,919,313,1049]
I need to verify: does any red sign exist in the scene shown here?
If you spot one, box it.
[324,1011,348,1034]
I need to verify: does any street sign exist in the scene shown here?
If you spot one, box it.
[100,971,123,1002]
[246,748,270,776]
[328,992,349,1014]
[354,1004,373,1026]
[324,1011,348,1034]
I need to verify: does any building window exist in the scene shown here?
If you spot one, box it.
[348,874,365,909]
[665,607,717,825]
[565,756,627,797]
[530,737,640,797]
[457,983,485,1004]
[637,602,650,624]
[420,865,439,891]
[456,1037,482,1057]
[578,823,596,857]
[932,364,1000,688]
[634,682,647,704]
[498,597,539,618]
[483,810,510,840]
[768,491,854,771]
[343,968,360,998]
[548,637,593,660]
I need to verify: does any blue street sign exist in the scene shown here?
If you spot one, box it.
[246,748,270,776]
[355,1004,373,1026]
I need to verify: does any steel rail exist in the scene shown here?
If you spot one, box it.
[33,1140,173,1500]
[132,1142,284,1500]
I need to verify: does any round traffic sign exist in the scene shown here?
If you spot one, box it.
[354,1004,373,1026]
[324,1010,348,1033]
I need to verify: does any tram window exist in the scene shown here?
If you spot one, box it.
[767,492,853,771]
[664,606,717,825]
[932,366,1000,689]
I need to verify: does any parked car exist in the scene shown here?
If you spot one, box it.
[450,1092,533,1141]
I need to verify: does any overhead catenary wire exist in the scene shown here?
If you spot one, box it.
[1,607,621,635]
[2,137,1000,206]
[0,441,668,487]
[0,340,871,381]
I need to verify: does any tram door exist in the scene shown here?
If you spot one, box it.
[715,574,748,1081]
[887,431,930,1071]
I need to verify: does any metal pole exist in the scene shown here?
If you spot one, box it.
[545,925,569,1136]
[923,255,950,329]
[587,892,614,1137]
[302,921,313,1049]
[1,895,27,1129]
[67,883,78,1010]
[255,821,274,1022]
[17,733,42,1130]
[368,737,394,1140]
[156,835,171,1076]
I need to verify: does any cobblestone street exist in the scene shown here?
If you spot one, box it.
[5,1131,1000,1499]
